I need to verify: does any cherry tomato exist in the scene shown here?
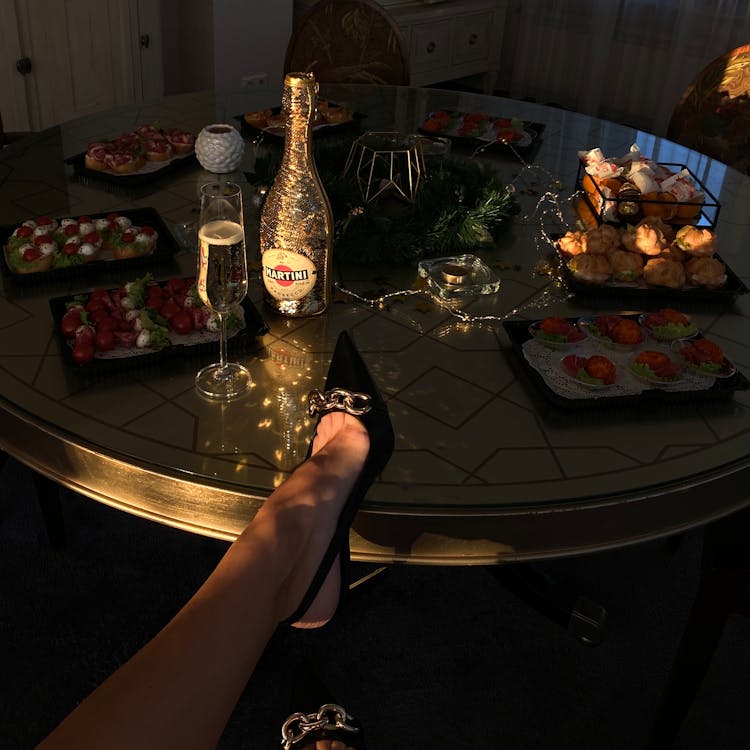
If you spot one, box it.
[61,308,82,338]
[85,298,107,314]
[166,277,188,295]
[75,324,96,345]
[23,247,41,262]
[146,289,165,309]
[94,329,115,352]
[88,308,110,324]
[71,340,95,363]
[159,300,180,320]
[114,330,137,348]
[98,316,119,333]
[170,309,194,335]
[189,306,208,330]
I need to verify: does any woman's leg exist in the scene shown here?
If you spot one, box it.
[37,413,369,750]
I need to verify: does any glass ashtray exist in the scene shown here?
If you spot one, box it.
[418,254,500,300]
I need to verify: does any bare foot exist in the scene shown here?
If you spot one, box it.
[282,411,370,628]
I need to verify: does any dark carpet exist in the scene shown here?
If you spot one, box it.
[1,457,748,749]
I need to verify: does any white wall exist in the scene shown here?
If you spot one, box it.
[161,0,214,94]
[212,0,293,90]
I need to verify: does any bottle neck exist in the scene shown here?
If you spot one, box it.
[283,109,313,159]
[280,79,316,166]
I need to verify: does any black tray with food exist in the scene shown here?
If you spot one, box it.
[65,150,196,187]
[503,314,749,409]
[417,110,545,156]
[49,274,268,374]
[236,101,365,139]
[1,208,180,282]
[555,248,748,302]
[551,222,748,302]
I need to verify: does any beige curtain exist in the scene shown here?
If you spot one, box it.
[498,0,750,135]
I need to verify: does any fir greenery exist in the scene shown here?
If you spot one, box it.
[250,137,517,266]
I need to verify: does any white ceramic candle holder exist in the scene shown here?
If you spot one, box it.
[195,124,245,173]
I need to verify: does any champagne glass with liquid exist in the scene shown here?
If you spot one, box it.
[195,181,252,399]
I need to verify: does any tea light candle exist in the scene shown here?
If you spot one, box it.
[441,262,471,285]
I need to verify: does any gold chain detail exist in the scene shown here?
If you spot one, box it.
[280,703,359,749]
[307,387,372,417]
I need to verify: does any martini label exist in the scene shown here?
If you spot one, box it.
[262,248,317,301]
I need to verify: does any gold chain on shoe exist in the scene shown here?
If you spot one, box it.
[307,387,372,417]
[280,703,360,749]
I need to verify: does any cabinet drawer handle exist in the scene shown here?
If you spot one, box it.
[468,33,479,46]
[426,41,436,54]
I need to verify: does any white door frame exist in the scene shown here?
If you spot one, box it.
[0,0,30,130]
[137,0,165,102]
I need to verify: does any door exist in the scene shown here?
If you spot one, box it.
[1,0,160,132]
[0,0,29,131]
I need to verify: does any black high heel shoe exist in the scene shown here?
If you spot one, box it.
[283,329,394,626]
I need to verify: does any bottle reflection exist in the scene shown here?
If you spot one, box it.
[261,337,317,472]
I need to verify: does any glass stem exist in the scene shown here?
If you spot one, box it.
[218,312,228,371]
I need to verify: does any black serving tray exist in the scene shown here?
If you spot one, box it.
[49,277,268,375]
[552,241,749,304]
[65,150,197,188]
[235,105,365,140]
[417,110,545,157]
[503,316,749,409]
[1,208,179,283]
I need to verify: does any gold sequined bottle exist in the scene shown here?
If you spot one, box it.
[259,72,333,316]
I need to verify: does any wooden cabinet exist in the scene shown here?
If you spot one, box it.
[294,0,507,93]
[393,0,506,92]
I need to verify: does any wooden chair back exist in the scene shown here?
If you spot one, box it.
[285,0,410,86]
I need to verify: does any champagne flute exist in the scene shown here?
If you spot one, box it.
[195,181,252,399]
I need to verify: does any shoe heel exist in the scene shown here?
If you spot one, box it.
[283,330,394,626]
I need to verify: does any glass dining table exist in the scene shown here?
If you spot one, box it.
[1,83,748,565]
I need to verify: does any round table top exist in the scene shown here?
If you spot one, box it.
[1,85,749,564]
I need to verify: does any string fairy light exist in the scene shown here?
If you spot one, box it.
[332,137,580,326]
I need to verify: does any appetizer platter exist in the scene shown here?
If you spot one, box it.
[553,219,748,302]
[417,110,545,156]
[65,124,197,186]
[1,208,179,281]
[49,273,267,373]
[504,311,749,408]
[237,99,364,139]
[577,145,721,229]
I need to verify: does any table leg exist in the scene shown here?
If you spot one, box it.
[485,563,607,646]
[648,508,750,749]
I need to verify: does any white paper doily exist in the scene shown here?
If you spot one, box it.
[521,338,714,401]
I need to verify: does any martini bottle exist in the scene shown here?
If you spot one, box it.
[259,72,333,316]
